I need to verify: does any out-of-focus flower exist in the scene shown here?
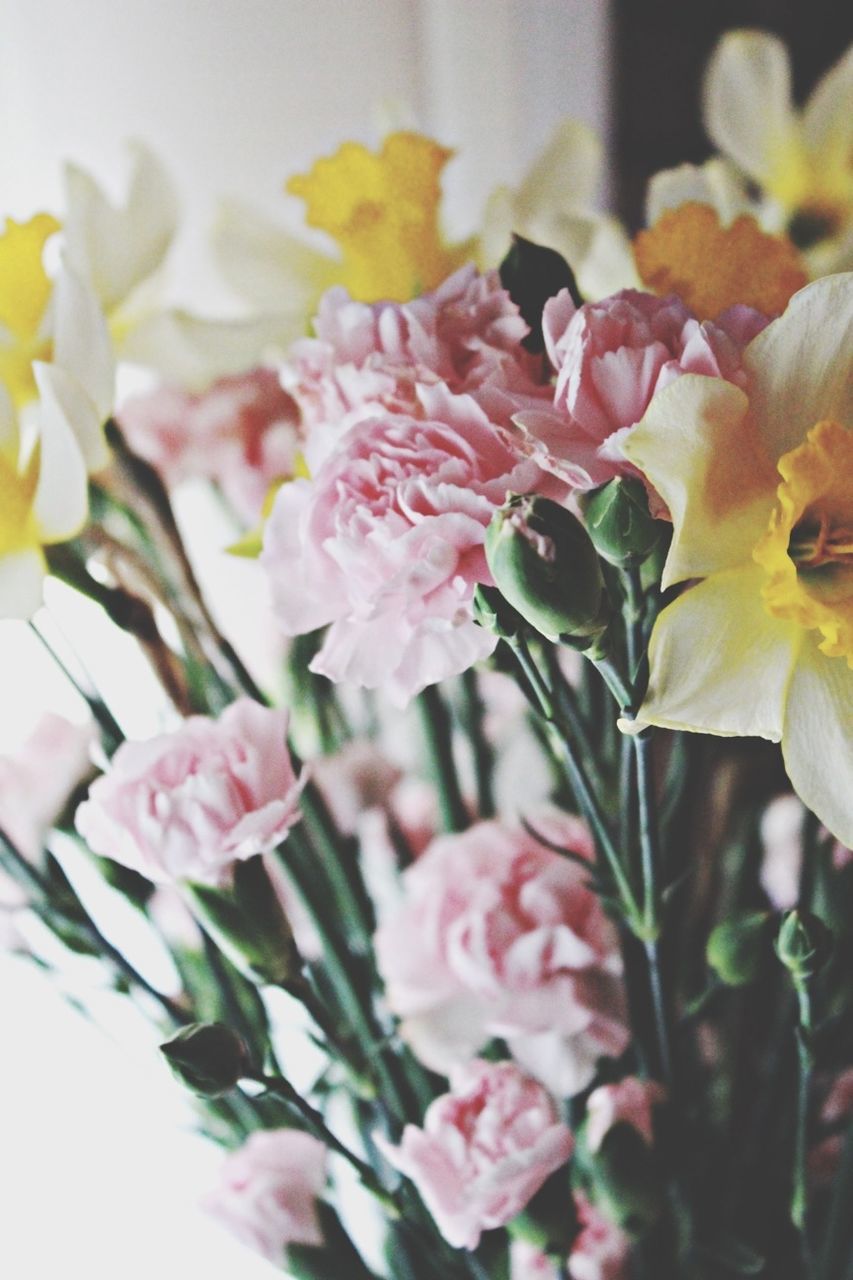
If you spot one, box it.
[623,274,853,847]
[568,1194,630,1280]
[511,1241,560,1280]
[118,367,301,523]
[513,288,766,499]
[382,1058,574,1250]
[0,213,59,404]
[375,814,628,1096]
[75,699,302,886]
[202,1128,327,1264]
[584,1078,665,1154]
[0,713,93,860]
[261,386,547,706]
[759,793,807,910]
[284,264,548,468]
[633,203,807,319]
[703,32,853,277]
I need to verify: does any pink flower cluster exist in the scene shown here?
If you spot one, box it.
[119,368,301,522]
[202,1128,327,1264]
[383,1058,574,1250]
[75,699,302,887]
[262,387,548,705]
[375,814,628,1096]
[0,714,93,862]
[510,1195,630,1280]
[585,1077,665,1154]
[514,288,767,501]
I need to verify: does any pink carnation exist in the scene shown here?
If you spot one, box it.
[75,699,302,887]
[569,1194,630,1280]
[119,368,300,522]
[202,1128,326,1264]
[585,1077,665,1154]
[511,1241,560,1280]
[0,714,93,862]
[513,288,767,498]
[375,814,628,1095]
[286,265,548,468]
[383,1058,574,1250]
[261,387,549,706]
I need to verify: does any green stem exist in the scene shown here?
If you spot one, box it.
[29,619,125,753]
[459,669,496,819]
[417,684,468,833]
[792,985,814,1266]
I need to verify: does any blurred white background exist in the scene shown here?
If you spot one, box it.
[0,1,612,1274]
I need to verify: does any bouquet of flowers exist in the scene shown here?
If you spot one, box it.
[1,26,851,1280]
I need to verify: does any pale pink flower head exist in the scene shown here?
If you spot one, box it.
[201,1128,326,1264]
[119,368,300,522]
[75,699,302,887]
[375,813,628,1096]
[569,1194,630,1280]
[383,1058,574,1250]
[759,793,806,911]
[511,1241,560,1280]
[0,714,93,861]
[261,387,548,706]
[513,288,767,499]
[286,265,548,468]
[585,1077,665,1154]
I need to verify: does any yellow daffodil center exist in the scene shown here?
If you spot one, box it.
[753,420,853,666]
[0,212,60,405]
[0,449,38,556]
[766,133,853,251]
[633,202,808,320]
[286,131,468,302]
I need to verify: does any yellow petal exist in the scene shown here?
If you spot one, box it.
[634,564,800,741]
[623,375,777,589]
[782,633,853,847]
[743,273,853,465]
[286,131,465,301]
[0,451,38,556]
[633,202,808,319]
[0,212,59,405]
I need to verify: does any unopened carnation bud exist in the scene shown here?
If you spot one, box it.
[499,234,582,353]
[472,583,522,639]
[161,1022,251,1097]
[578,477,663,567]
[775,910,833,984]
[707,911,773,987]
[484,494,609,645]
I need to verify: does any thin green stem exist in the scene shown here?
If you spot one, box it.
[29,619,125,752]
[459,669,496,819]
[792,985,814,1271]
[417,684,468,833]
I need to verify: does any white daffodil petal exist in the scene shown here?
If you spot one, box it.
[574,215,641,299]
[782,636,853,847]
[514,119,602,222]
[703,30,795,186]
[119,308,301,392]
[645,159,752,228]
[744,273,853,463]
[623,375,775,589]
[0,548,46,620]
[212,198,338,311]
[802,45,853,154]
[52,262,115,425]
[33,359,108,477]
[63,142,179,314]
[31,363,92,536]
[636,565,800,741]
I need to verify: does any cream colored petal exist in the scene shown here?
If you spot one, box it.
[211,198,339,311]
[645,159,753,228]
[574,215,641,299]
[782,637,853,847]
[802,45,853,154]
[623,375,776,589]
[634,565,800,741]
[744,273,853,463]
[52,263,115,428]
[514,119,602,220]
[62,142,179,314]
[119,308,301,392]
[703,30,796,185]
[0,549,46,620]
[478,185,516,270]
[31,363,90,539]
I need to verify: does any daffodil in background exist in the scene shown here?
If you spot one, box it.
[646,31,853,279]
[623,273,853,846]
[0,213,61,406]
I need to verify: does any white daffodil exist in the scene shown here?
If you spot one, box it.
[622,273,852,846]
[648,31,853,278]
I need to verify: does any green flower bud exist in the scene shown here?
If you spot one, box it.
[706,911,773,987]
[472,583,522,638]
[775,909,833,983]
[484,494,609,644]
[498,234,582,353]
[160,1022,250,1097]
[578,477,664,567]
